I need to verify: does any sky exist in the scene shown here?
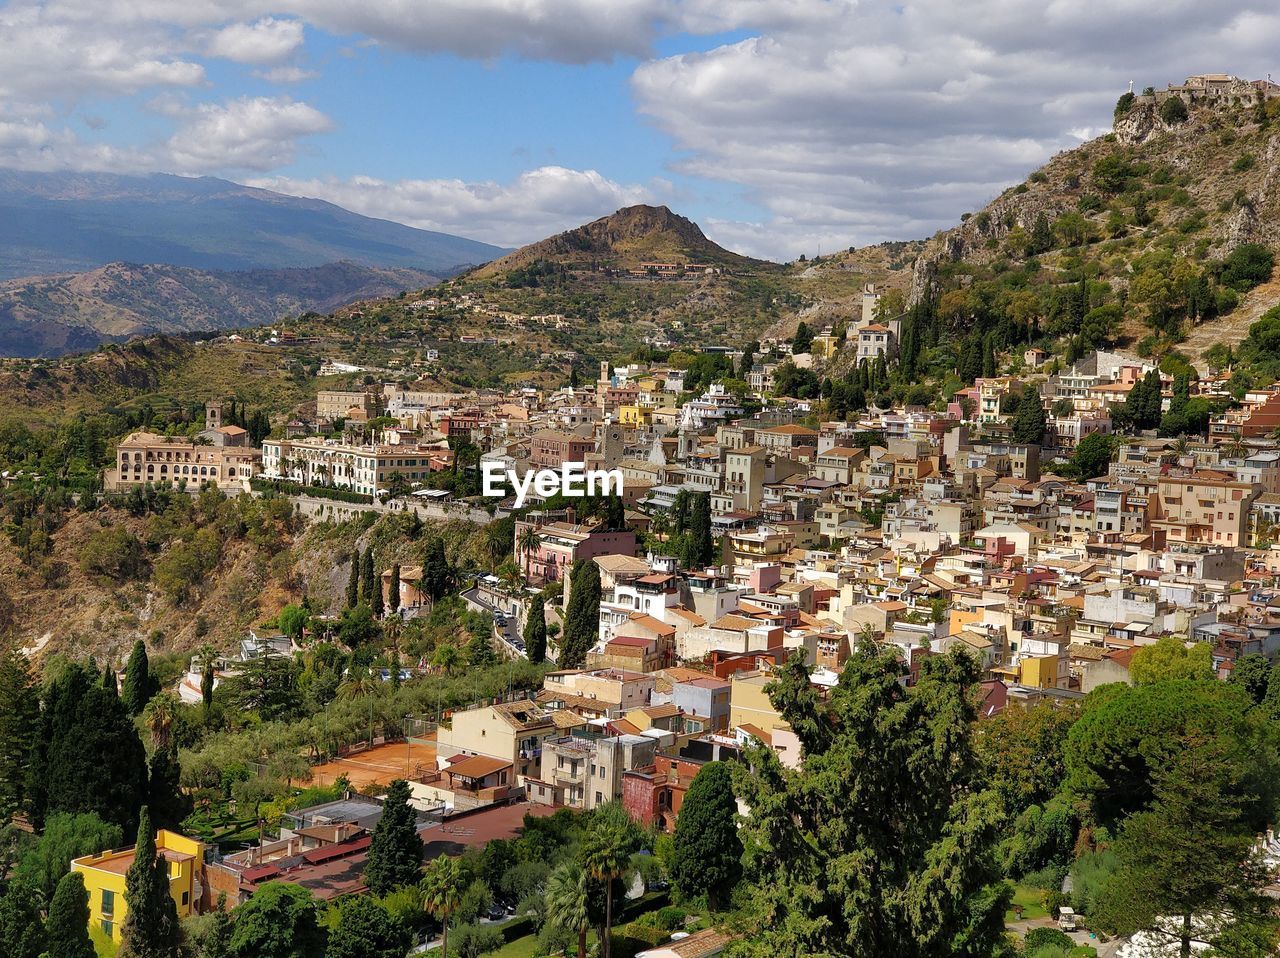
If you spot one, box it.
[2,1,1280,260]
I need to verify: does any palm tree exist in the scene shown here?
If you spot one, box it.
[546,862,591,958]
[421,856,462,958]
[580,820,633,958]
[337,668,379,701]
[1224,431,1248,460]
[143,693,179,750]
[517,526,540,579]
[432,644,462,675]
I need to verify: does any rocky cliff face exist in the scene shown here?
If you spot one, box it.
[907,92,1280,305]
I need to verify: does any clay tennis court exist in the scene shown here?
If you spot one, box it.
[310,740,437,788]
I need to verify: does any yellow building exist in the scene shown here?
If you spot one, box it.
[617,405,653,428]
[71,830,204,943]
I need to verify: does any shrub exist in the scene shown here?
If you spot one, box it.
[1159,95,1188,124]
[1233,153,1256,173]
[1220,242,1275,291]
[1025,927,1076,952]
[1113,91,1135,118]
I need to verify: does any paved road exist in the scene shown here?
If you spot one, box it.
[461,586,528,660]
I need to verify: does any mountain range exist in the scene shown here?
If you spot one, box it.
[0,171,509,357]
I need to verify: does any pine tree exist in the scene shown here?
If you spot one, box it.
[346,550,361,609]
[0,879,46,958]
[524,594,548,665]
[0,649,37,819]
[560,561,601,669]
[122,640,155,716]
[45,872,95,958]
[387,564,401,615]
[119,807,181,958]
[731,647,1010,957]
[671,762,743,910]
[363,780,423,895]
[360,550,376,606]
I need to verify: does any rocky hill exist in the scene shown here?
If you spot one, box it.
[894,82,1280,360]
[472,204,772,278]
[0,260,442,358]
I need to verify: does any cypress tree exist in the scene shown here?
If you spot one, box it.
[1011,389,1048,445]
[361,550,376,606]
[122,640,154,716]
[560,561,601,669]
[387,564,401,615]
[30,664,148,834]
[0,649,37,819]
[103,663,119,696]
[119,807,181,958]
[45,872,95,958]
[147,747,191,832]
[671,762,743,911]
[201,658,216,716]
[524,593,548,665]
[346,550,361,609]
[0,879,46,958]
[689,493,714,568]
[370,566,385,620]
[363,780,423,895]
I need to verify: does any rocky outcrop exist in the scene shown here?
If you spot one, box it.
[1113,102,1175,146]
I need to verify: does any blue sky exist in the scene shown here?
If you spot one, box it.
[3,1,1280,258]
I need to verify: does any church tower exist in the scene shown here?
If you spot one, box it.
[205,400,224,432]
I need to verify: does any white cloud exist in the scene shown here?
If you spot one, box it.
[207,17,305,64]
[246,166,660,246]
[632,0,1280,255]
[167,96,333,171]
[253,65,318,83]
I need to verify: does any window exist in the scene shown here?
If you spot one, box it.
[101,889,115,916]
[182,891,190,907]
[101,920,113,939]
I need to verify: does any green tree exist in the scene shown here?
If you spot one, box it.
[579,813,638,958]
[119,808,181,958]
[198,898,233,958]
[228,882,325,958]
[0,880,46,958]
[147,746,190,831]
[0,648,38,819]
[13,811,122,902]
[278,604,308,642]
[524,593,548,665]
[1129,637,1215,685]
[1011,389,1048,445]
[1228,652,1272,706]
[420,856,463,958]
[28,664,148,833]
[361,550,376,607]
[686,493,714,569]
[326,896,410,958]
[346,550,361,609]
[422,538,452,602]
[791,322,813,354]
[560,560,601,669]
[671,762,742,910]
[387,564,401,616]
[1097,738,1278,957]
[1070,432,1117,480]
[545,863,591,958]
[1159,94,1188,124]
[45,872,95,958]
[122,640,156,716]
[974,701,1078,814]
[730,645,1010,957]
[364,780,424,895]
[1064,680,1276,829]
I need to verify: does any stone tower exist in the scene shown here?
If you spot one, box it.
[205,400,224,432]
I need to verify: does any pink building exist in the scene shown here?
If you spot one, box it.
[514,519,637,583]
